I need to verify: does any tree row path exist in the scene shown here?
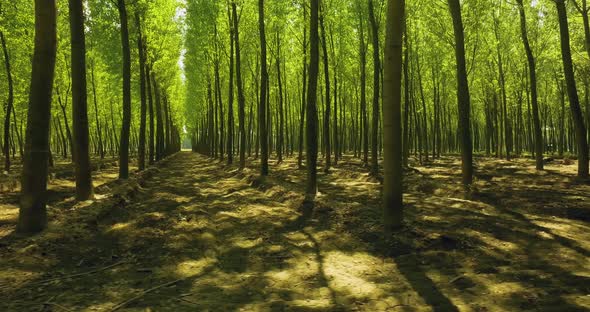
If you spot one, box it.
[2,151,589,311]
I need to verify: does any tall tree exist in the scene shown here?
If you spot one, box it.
[448,0,473,185]
[18,0,57,233]
[258,0,269,176]
[233,2,246,170]
[0,25,13,172]
[555,0,589,178]
[383,0,404,231]
[117,0,131,179]
[368,0,380,176]
[136,11,147,171]
[69,0,93,200]
[320,6,331,172]
[227,4,235,164]
[306,0,320,199]
[516,0,543,170]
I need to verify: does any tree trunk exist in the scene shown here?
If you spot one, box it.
[368,0,380,176]
[555,0,589,178]
[1,30,13,172]
[69,0,93,200]
[306,0,320,199]
[298,4,307,169]
[258,0,269,176]
[117,0,131,179]
[233,2,246,170]
[359,5,369,165]
[147,65,155,164]
[18,0,57,234]
[276,31,285,164]
[383,0,404,231]
[448,0,473,185]
[320,10,331,172]
[227,4,235,164]
[136,11,147,170]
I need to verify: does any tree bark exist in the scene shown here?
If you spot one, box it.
[306,0,320,198]
[448,0,473,185]
[516,0,543,170]
[0,29,13,172]
[136,11,147,170]
[69,0,93,200]
[117,0,131,179]
[233,2,246,170]
[258,0,269,176]
[18,0,57,234]
[555,0,589,178]
[320,9,331,172]
[383,0,404,231]
[368,0,380,176]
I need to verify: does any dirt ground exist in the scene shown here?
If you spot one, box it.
[0,152,589,311]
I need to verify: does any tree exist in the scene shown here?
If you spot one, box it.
[117,0,131,179]
[555,0,589,178]
[0,16,13,173]
[136,11,147,171]
[18,0,57,233]
[448,0,473,185]
[233,2,246,170]
[320,6,331,172]
[383,0,404,231]
[516,0,543,170]
[258,0,269,176]
[368,0,380,176]
[306,0,320,199]
[69,0,93,200]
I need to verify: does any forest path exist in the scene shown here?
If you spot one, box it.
[2,152,590,311]
[2,152,414,311]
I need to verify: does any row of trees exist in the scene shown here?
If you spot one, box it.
[7,0,184,233]
[185,0,590,230]
[5,0,590,233]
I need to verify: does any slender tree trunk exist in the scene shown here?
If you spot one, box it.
[117,0,131,179]
[136,11,147,170]
[69,0,93,199]
[298,4,307,169]
[233,2,246,169]
[555,0,589,178]
[1,30,13,172]
[90,61,104,160]
[147,66,155,164]
[368,0,380,176]
[258,0,269,176]
[18,0,57,234]
[276,32,285,164]
[383,0,404,231]
[320,10,331,172]
[306,0,320,199]
[227,4,235,164]
[448,0,473,185]
[359,9,369,166]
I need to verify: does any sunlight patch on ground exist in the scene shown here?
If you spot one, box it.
[323,251,384,298]
[175,257,216,278]
[108,221,133,232]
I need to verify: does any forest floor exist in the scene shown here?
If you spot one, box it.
[0,151,589,311]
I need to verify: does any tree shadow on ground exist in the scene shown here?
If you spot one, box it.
[1,153,589,311]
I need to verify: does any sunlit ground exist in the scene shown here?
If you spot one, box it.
[0,152,589,311]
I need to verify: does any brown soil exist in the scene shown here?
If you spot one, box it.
[0,152,588,311]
